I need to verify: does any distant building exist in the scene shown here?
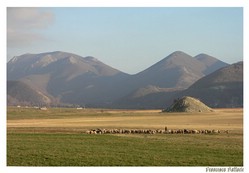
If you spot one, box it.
[39,107,47,110]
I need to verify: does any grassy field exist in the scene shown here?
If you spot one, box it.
[7,107,243,166]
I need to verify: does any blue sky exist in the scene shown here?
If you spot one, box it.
[7,7,243,74]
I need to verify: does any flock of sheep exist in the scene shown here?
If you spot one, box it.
[85,127,226,135]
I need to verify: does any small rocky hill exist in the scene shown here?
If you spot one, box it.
[163,96,213,113]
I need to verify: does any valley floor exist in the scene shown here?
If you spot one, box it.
[7,107,243,166]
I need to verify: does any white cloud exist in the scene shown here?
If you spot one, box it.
[7,7,54,47]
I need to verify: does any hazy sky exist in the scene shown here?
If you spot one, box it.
[7,7,243,74]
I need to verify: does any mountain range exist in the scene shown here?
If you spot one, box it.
[7,50,242,108]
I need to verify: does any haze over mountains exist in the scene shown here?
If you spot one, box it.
[7,50,242,108]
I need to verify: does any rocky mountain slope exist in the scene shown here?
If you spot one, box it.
[168,61,243,108]
[7,51,232,108]
[7,51,130,106]
[7,81,52,106]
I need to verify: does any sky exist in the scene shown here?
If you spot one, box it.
[7,7,243,74]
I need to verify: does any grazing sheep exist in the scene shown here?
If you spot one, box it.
[124,129,131,134]
[200,130,205,134]
[151,130,156,134]
[177,129,183,134]
[90,130,96,134]
[171,130,177,134]
[85,128,224,135]
[205,130,212,134]
[167,129,172,134]
[113,129,119,133]
[212,129,220,134]
[192,129,199,134]
[96,128,102,134]
[184,129,190,134]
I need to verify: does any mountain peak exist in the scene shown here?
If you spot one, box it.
[195,53,229,75]
[195,53,228,64]
[84,56,99,62]
[195,53,219,62]
[160,51,202,69]
[168,51,190,57]
[195,53,209,57]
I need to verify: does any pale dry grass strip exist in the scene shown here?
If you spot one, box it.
[7,108,243,132]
